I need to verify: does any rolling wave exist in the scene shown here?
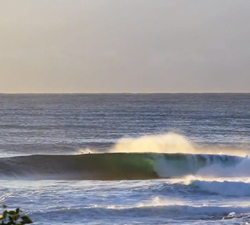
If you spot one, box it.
[0,152,247,180]
[192,180,250,196]
[30,203,250,221]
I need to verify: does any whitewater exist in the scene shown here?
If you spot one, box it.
[0,94,250,224]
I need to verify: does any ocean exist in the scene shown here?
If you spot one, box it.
[0,94,250,224]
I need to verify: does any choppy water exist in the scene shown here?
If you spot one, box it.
[0,94,250,224]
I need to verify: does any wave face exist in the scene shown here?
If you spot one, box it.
[192,180,250,196]
[0,153,246,180]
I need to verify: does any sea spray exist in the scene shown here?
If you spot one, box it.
[110,133,195,154]
[78,133,249,156]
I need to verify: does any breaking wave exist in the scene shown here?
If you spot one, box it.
[0,152,248,180]
[0,133,249,180]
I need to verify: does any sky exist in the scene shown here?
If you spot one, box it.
[0,0,250,93]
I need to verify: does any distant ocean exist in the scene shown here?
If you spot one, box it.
[0,94,250,224]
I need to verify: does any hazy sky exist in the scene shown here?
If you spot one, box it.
[1,0,250,93]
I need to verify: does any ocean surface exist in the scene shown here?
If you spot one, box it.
[0,94,250,224]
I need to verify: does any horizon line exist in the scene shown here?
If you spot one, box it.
[0,92,250,95]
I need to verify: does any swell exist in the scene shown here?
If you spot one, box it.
[192,180,250,196]
[30,204,250,221]
[0,153,245,180]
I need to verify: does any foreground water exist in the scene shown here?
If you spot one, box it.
[0,94,250,224]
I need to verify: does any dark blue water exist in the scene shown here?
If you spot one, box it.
[0,94,249,155]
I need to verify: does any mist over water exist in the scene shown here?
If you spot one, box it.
[110,133,194,153]
[0,94,250,224]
